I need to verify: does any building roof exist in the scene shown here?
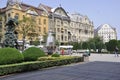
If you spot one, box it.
[68,13,83,22]
[96,24,116,32]
[0,2,44,16]
[0,7,7,13]
[21,3,44,15]
[39,3,52,13]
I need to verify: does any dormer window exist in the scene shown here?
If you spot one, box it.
[27,9,38,15]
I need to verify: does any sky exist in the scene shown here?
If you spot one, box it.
[0,0,120,40]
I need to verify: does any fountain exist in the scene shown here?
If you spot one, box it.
[46,30,55,55]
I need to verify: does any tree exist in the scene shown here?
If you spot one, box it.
[105,39,118,53]
[17,17,36,51]
[0,16,2,42]
[73,42,79,50]
[118,40,120,50]
[96,41,103,53]
[55,40,59,46]
[78,42,82,49]
[89,42,96,51]
[88,36,106,52]
[82,42,90,49]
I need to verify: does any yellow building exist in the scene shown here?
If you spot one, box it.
[0,0,48,43]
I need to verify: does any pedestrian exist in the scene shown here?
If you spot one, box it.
[61,48,64,55]
[115,46,119,57]
[55,47,60,54]
[68,48,72,55]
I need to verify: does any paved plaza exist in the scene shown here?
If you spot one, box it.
[89,53,120,62]
[0,53,120,80]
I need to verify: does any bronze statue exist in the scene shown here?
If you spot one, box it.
[3,18,19,49]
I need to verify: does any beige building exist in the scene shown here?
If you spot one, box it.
[95,24,117,43]
[0,0,49,42]
[69,13,94,42]
[0,1,95,45]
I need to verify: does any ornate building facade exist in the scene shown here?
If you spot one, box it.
[39,4,94,44]
[95,24,117,43]
[69,13,94,42]
[39,4,71,45]
[0,0,94,45]
[0,0,49,42]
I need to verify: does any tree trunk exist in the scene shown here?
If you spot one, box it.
[22,37,25,51]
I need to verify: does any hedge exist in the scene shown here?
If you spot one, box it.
[0,56,83,76]
[23,47,45,61]
[0,48,24,65]
[51,53,60,57]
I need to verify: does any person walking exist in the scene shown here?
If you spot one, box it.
[61,48,64,55]
[115,46,119,57]
[68,48,72,55]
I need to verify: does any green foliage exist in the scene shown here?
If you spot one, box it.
[73,42,79,50]
[0,48,24,65]
[118,40,120,51]
[52,53,60,57]
[82,42,90,49]
[88,37,106,52]
[0,56,83,76]
[23,47,45,61]
[55,40,59,46]
[78,43,82,49]
[38,57,57,61]
[30,40,40,46]
[105,39,118,53]
[89,42,96,51]
[18,17,37,51]
[96,42,102,49]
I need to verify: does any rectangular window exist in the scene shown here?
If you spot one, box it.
[61,28,64,33]
[43,19,46,25]
[44,27,46,33]
[61,35,63,41]
[39,27,41,32]
[39,19,41,24]
[57,28,60,32]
